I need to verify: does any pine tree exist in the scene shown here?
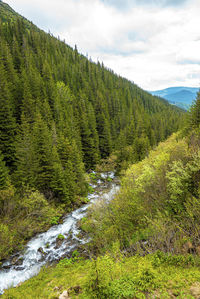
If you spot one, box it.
[0,63,16,168]
[32,113,53,193]
[50,145,69,203]
[0,152,10,190]
[191,91,200,128]
[14,113,37,187]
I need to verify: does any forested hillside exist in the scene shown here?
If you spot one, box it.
[0,1,184,259]
[150,87,199,110]
[4,92,200,299]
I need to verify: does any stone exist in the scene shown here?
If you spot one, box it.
[190,282,200,298]
[2,264,11,270]
[54,237,65,249]
[38,247,45,254]
[196,245,200,256]
[59,290,69,299]
[12,257,23,266]
[182,241,194,254]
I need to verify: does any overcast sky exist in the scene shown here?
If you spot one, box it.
[4,0,200,90]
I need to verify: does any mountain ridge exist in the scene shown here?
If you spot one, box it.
[149,86,199,110]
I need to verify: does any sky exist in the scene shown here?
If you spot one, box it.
[4,0,200,90]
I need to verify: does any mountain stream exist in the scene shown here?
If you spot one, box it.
[0,172,119,294]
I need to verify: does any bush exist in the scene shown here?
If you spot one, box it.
[57,234,65,240]
[152,251,195,267]
[50,216,60,225]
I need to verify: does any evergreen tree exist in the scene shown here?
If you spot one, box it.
[191,92,200,129]
[14,113,37,187]
[0,63,16,168]
[0,2,184,208]
[0,152,10,189]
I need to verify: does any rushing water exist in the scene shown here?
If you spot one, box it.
[0,172,119,294]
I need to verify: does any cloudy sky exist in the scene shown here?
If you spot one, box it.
[4,0,200,90]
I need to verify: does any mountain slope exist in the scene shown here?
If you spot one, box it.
[3,96,200,299]
[149,87,199,110]
[0,1,184,259]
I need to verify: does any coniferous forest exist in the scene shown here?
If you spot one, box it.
[3,1,200,298]
[0,1,184,259]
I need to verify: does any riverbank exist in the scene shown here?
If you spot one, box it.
[3,251,200,298]
[0,172,119,294]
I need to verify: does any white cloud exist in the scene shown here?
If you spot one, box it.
[5,0,200,90]
[176,40,200,64]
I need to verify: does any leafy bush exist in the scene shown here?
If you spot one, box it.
[83,134,200,255]
[152,251,195,267]
[50,216,60,225]
[88,185,95,193]
[89,172,97,181]
[57,258,73,267]
[72,250,80,259]
[57,234,65,240]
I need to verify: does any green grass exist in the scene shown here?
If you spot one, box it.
[3,252,200,298]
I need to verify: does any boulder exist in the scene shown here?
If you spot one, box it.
[59,290,69,299]
[12,256,23,266]
[55,238,64,249]
[38,247,45,255]
[190,282,200,298]
[195,245,200,256]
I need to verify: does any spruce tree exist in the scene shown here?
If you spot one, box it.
[191,92,200,128]
[0,63,16,168]
[0,152,9,190]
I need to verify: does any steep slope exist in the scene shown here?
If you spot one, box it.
[150,87,199,110]
[3,96,200,299]
[83,93,200,258]
[0,1,184,259]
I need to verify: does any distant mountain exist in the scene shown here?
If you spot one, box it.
[149,87,199,110]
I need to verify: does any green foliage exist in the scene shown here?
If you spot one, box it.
[0,188,62,260]
[107,177,113,182]
[190,91,200,129]
[89,172,97,181]
[84,133,200,255]
[0,223,16,258]
[57,234,65,240]
[57,257,73,267]
[152,251,195,267]
[72,249,80,259]
[50,216,60,225]
[0,0,184,264]
[83,252,197,298]
[87,185,95,193]
[0,152,10,189]
[166,160,191,213]
[3,248,200,298]
[57,250,80,268]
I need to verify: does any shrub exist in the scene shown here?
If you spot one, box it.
[57,234,65,240]
[50,216,60,225]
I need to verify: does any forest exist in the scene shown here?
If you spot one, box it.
[4,90,200,299]
[2,1,200,298]
[0,1,184,260]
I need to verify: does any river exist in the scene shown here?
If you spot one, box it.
[0,172,119,294]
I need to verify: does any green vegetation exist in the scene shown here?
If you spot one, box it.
[57,234,65,240]
[3,250,200,298]
[0,188,62,259]
[2,1,200,298]
[84,131,200,255]
[50,216,60,225]
[0,1,184,260]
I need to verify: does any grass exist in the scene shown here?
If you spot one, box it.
[3,252,200,298]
